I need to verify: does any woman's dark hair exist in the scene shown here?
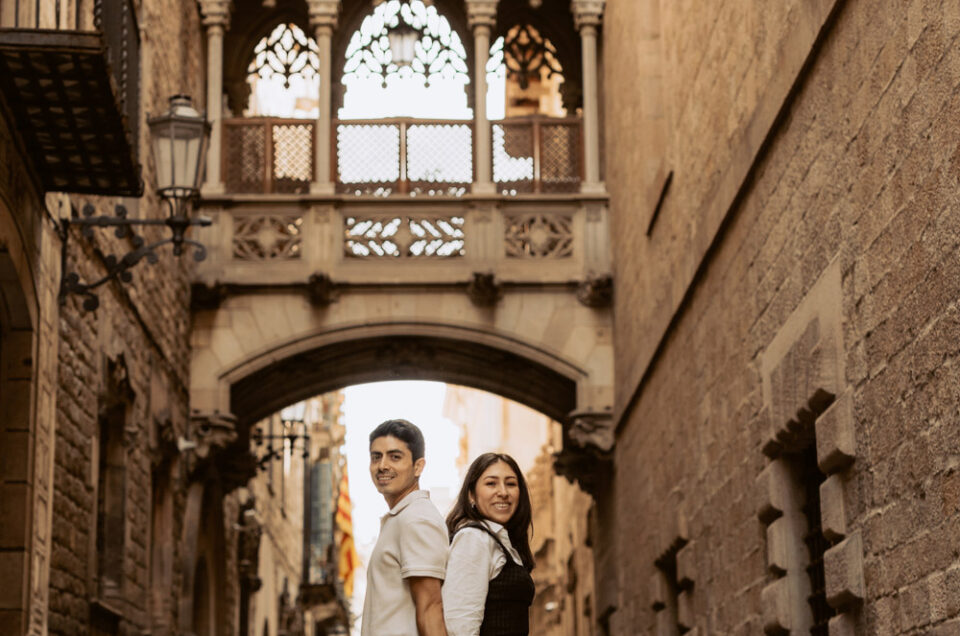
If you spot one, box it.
[369,418,425,460]
[446,453,535,571]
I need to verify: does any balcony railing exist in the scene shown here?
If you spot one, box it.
[221,116,582,196]
[223,118,316,194]
[336,118,474,196]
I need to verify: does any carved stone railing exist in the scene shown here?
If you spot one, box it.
[221,116,582,197]
[191,195,610,307]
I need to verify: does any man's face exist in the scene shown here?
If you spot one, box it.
[369,434,424,507]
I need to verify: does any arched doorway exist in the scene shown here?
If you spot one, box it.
[0,198,39,634]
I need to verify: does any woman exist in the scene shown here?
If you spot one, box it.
[443,453,536,636]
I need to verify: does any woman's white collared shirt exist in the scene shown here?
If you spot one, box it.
[442,519,524,636]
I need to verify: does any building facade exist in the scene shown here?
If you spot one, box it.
[0,0,958,635]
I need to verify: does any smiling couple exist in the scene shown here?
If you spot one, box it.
[361,419,535,636]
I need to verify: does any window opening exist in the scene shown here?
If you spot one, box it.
[653,548,688,636]
[797,445,837,635]
[246,23,320,118]
[486,24,566,119]
[339,0,470,119]
[96,403,127,597]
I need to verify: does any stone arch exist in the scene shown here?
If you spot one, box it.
[191,288,613,491]
[227,322,583,427]
[0,196,39,633]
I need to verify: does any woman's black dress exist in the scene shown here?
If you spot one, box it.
[459,524,536,636]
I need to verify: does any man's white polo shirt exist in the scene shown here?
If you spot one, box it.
[361,489,448,636]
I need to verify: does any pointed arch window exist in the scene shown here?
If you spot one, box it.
[486,24,567,119]
[340,0,470,119]
[246,23,320,118]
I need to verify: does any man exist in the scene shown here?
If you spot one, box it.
[362,419,449,636]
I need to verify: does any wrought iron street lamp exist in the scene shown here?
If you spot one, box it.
[58,94,212,311]
[252,401,312,469]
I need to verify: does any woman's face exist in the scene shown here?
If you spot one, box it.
[471,460,520,525]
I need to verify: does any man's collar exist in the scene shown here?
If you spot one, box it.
[387,489,429,516]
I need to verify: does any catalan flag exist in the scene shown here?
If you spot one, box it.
[336,465,360,597]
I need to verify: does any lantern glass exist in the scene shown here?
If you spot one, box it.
[388,23,419,67]
[148,95,209,201]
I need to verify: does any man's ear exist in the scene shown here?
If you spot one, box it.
[414,456,426,478]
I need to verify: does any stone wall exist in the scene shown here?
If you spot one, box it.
[604,0,960,633]
[43,0,207,633]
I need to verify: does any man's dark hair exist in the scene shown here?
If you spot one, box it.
[369,418,426,460]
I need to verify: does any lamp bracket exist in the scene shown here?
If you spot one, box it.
[58,203,212,311]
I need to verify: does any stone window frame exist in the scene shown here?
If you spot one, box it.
[756,261,862,636]
[650,503,698,636]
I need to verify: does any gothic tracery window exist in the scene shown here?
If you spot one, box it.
[340,0,470,119]
[246,23,320,118]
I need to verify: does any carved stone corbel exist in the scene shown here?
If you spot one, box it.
[190,410,238,459]
[576,273,613,307]
[191,281,229,311]
[308,272,338,307]
[467,272,501,306]
[554,409,614,496]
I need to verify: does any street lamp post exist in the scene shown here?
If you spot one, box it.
[58,94,213,311]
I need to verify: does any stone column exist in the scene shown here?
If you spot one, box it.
[573,0,606,193]
[308,0,340,195]
[199,0,231,195]
[466,1,498,195]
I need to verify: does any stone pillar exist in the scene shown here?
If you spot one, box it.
[199,0,231,195]
[573,0,605,193]
[466,1,498,195]
[308,0,340,195]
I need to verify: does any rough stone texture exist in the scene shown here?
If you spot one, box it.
[37,1,207,634]
[604,0,960,633]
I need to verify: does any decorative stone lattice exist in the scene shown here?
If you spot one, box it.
[504,213,573,258]
[344,214,465,257]
[233,215,303,260]
[247,23,319,89]
[342,0,468,88]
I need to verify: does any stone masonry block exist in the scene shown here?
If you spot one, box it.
[815,390,856,474]
[825,531,865,609]
[761,577,791,634]
[0,550,25,609]
[676,540,695,590]
[819,473,847,542]
[828,613,856,636]
[655,609,674,636]
[760,406,782,457]
[677,589,695,632]
[766,517,791,575]
[650,570,667,610]
[756,458,790,523]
